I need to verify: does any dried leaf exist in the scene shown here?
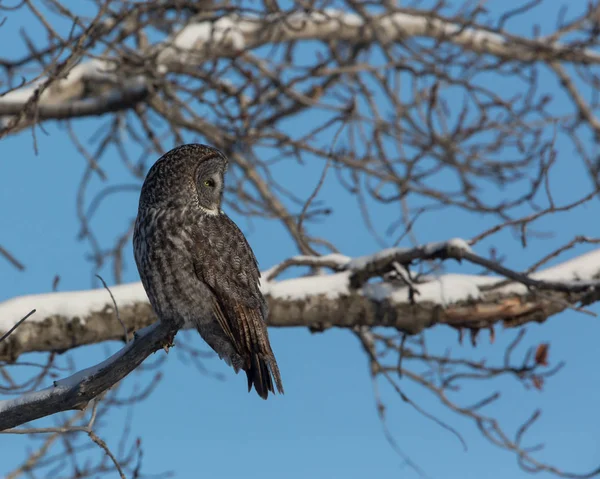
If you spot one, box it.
[532,376,544,391]
[535,343,549,366]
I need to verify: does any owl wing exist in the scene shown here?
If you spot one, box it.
[192,214,283,398]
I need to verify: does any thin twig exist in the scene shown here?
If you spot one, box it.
[0,245,25,271]
[96,274,128,343]
[89,431,127,479]
[0,309,36,343]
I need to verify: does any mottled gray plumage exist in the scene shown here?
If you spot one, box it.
[133,144,284,399]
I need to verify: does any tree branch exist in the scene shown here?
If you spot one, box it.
[2,242,599,362]
[2,9,598,124]
[0,86,148,125]
[0,321,173,431]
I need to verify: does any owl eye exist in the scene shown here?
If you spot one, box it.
[204,178,216,188]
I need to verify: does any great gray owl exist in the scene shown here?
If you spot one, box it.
[133,144,284,399]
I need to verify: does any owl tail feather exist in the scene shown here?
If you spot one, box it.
[246,353,279,400]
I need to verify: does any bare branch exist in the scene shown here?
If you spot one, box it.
[0,245,25,271]
[96,274,128,344]
[0,321,173,431]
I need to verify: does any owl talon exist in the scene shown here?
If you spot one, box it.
[162,333,176,354]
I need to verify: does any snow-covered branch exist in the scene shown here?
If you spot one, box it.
[1,240,599,430]
[0,85,148,119]
[2,241,599,362]
[2,9,598,122]
[156,10,600,66]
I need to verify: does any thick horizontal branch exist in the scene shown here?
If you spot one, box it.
[1,241,599,430]
[1,242,599,362]
[0,86,148,120]
[155,10,600,66]
[1,9,598,123]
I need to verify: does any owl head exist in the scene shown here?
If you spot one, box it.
[139,144,228,214]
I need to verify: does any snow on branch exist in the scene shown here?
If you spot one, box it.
[0,85,148,119]
[2,9,598,122]
[1,240,599,430]
[1,240,599,362]
[161,9,600,64]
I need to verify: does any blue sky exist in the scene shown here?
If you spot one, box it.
[1,2,599,479]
